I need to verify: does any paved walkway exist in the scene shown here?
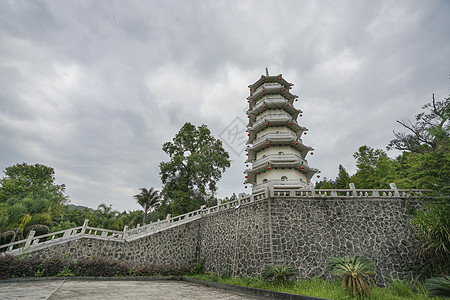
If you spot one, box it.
[0,279,267,300]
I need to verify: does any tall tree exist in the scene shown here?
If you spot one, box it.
[351,146,400,189]
[159,123,231,216]
[335,164,351,189]
[0,163,67,243]
[0,163,67,203]
[387,94,449,154]
[133,187,160,224]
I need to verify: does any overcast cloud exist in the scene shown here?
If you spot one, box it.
[1,0,449,211]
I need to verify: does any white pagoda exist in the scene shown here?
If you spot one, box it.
[244,71,319,193]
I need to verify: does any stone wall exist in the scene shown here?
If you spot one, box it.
[30,196,421,283]
[33,220,202,268]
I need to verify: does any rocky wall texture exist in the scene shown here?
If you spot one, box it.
[268,198,421,283]
[32,221,201,268]
[29,197,421,284]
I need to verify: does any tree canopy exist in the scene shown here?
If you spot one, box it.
[159,122,231,216]
[0,163,68,243]
[0,163,67,203]
[388,94,449,154]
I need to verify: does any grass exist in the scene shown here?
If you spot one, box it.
[188,273,445,300]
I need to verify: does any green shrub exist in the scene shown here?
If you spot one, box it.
[388,278,414,297]
[190,258,206,275]
[327,255,375,297]
[425,276,450,298]
[261,265,298,285]
[412,196,450,276]
[219,268,230,279]
[56,266,74,277]
[0,255,189,278]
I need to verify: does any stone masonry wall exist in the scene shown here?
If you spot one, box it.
[29,197,421,283]
[33,220,201,268]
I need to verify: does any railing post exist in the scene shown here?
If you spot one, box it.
[24,230,35,249]
[80,219,89,235]
[62,228,72,239]
[390,183,400,197]
[123,225,129,240]
[349,183,357,197]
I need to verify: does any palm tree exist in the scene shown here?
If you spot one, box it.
[133,187,160,224]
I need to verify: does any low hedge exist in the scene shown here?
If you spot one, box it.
[0,254,190,279]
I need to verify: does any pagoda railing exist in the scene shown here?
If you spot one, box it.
[0,183,432,256]
[248,98,300,116]
[249,132,298,149]
[249,154,305,170]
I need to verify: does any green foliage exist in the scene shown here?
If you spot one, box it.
[327,255,376,297]
[0,255,190,279]
[315,165,352,190]
[351,146,401,189]
[190,258,206,275]
[335,164,351,188]
[133,187,160,224]
[189,273,436,300]
[412,194,450,276]
[261,265,298,285]
[387,278,414,297]
[0,163,67,203]
[403,150,450,190]
[0,163,68,242]
[425,276,450,298]
[56,266,75,277]
[159,123,231,216]
[388,95,449,154]
[219,268,230,279]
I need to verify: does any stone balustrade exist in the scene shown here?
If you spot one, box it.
[0,183,432,256]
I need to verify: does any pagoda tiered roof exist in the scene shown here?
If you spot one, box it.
[248,74,293,92]
[247,99,302,124]
[244,154,318,184]
[247,85,298,104]
[247,115,307,138]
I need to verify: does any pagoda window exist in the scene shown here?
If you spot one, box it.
[281,176,288,181]
[263,179,268,183]
[278,151,284,156]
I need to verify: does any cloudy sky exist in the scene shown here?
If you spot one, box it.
[1,1,449,212]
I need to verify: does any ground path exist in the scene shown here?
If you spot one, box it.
[0,279,267,300]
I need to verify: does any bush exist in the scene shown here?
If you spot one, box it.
[412,195,450,277]
[327,255,376,297]
[190,258,206,275]
[425,276,450,298]
[388,278,414,297]
[0,254,190,278]
[261,265,298,285]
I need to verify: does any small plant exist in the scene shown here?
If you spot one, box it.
[127,267,137,276]
[219,268,230,279]
[327,255,375,296]
[56,266,75,277]
[190,258,206,275]
[425,276,450,298]
[388,277,414,297]
[34,268,44,277]
[261,265,298,285]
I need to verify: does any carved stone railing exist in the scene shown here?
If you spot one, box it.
[0,183,432,255]
[0,219,124,255]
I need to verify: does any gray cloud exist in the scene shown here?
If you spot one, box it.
[0,0,449,211]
